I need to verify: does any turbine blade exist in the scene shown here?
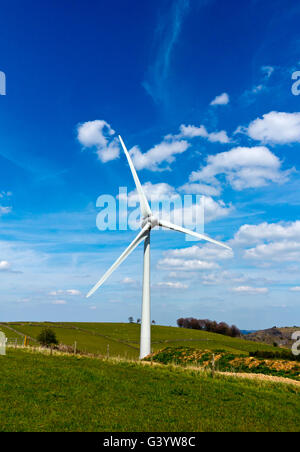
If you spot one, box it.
[86,224,150,298]
[118,135,152,218]
[158,219,231,250]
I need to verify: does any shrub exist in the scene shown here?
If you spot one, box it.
[250,350,300,362]
[37,328,58,347]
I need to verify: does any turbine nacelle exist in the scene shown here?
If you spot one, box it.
[141,215,159,230]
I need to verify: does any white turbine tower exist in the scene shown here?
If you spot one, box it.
[87,135,231,359]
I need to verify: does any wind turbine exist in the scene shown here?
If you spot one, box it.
[86,135,231,359]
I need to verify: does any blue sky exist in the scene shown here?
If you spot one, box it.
[1,0,300,328]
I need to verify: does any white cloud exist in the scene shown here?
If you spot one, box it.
[233,221,300,245]
[201,270,246,286]
[245,241,300,262]
[120,182,178,204]
[157,257,219,271]
[232,286,268,294]
[179,182,221,197]
[178,124,230,144]
[77,120,120,162]
[208,131,231,144]
[232,221,300,264]
[173,196,232,224]
[246,112,300,144]
[190,146,290,191]
[122,277,137,285]
[77,119,230,172]
[0,260,11,271]
[167,271,193,280]
[66,289,81,295]
[177,124,208,138]
[49,289,81,296]
[210,92,230,106]
[130,139,189,171]
[290,287,300,292]
[52,299,67,305]
[165,244,233,260]
[155,281,188,289]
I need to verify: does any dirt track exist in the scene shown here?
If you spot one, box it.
[219,371,300,387]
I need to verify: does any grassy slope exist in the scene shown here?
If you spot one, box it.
[6,323,138,358]
[3,322,279,358]
[0,348,299,432]
[0,325,25,340]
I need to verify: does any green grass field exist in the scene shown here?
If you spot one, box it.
[1,322,279,359]
[0,348,299,432]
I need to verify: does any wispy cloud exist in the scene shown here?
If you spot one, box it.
[0,191,12,216]
[232,286,269,295]
[49,289,81,296]
[143,0,190,105]
[239,65,275,105]
[52,299,67,305]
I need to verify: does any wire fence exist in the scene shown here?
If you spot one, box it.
[6,338,25,346]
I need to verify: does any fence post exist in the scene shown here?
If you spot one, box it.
[74,341,77,355]
[211,353,215,378]
[107,344,109,359]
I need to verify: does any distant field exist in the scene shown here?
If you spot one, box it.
[2,322,279,358]
[0,348,299,432]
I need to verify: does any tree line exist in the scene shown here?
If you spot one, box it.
[177,317,241,338]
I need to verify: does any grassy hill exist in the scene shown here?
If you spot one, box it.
[0,347,299,432]
[0,322,280,358]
